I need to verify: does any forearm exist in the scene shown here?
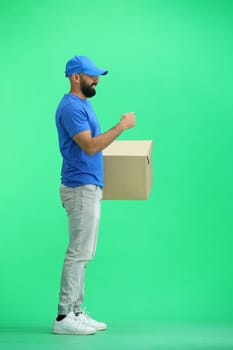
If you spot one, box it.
[88,123,123,155]
[72,112,136,155]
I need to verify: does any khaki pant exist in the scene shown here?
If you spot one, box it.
[58,184,102,315]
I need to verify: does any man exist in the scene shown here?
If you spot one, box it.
[53,55,136,335]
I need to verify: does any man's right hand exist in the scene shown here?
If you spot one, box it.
[119,112,136,131]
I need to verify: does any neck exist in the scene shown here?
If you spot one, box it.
[69,89,87,100]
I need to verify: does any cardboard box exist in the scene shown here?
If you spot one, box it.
[103,140,153,200]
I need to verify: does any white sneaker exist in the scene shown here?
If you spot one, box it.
[76,311,107,331]
[53,311,96,335]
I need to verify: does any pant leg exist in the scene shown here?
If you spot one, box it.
[58,184,102,315]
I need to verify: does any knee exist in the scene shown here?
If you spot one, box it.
[65,246,94,262]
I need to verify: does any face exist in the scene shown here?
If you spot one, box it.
[79,74,99,98]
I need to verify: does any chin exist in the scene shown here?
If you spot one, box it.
[90,89,96,97]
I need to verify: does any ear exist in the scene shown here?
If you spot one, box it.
[70,73,80,84]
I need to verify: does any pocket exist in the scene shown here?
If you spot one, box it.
[60,186,75,213]
[83,184,98,192]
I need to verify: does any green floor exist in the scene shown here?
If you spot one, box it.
[1,321,233,350]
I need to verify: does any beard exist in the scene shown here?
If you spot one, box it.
[80,77,96,98]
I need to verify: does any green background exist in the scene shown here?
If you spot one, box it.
[1,0,233,328]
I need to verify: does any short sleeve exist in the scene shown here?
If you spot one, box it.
[61,104,90,137]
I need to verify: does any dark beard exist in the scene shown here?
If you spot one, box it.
[80,78,96,98]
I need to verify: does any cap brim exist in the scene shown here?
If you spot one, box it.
[83,67,108,76]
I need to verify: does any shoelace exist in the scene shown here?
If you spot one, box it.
[79,307,92,320]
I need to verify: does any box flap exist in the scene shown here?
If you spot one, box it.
[103,140,152,156]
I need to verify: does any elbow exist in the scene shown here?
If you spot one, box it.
[85,140,99,156]
[86,150,95,156]
[84,146,97,156]
[77,139,98,156]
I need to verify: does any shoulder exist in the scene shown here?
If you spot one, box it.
[60,95,87,115]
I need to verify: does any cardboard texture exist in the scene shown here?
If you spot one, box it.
[103,140,153,200]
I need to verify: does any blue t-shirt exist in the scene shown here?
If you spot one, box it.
[55,93,103,187]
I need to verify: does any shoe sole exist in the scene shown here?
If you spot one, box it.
[96,326,107,331]
[53,329,96,335]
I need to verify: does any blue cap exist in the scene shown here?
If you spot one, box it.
[65,55,108,77]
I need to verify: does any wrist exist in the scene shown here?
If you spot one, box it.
[115,122,124,133]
